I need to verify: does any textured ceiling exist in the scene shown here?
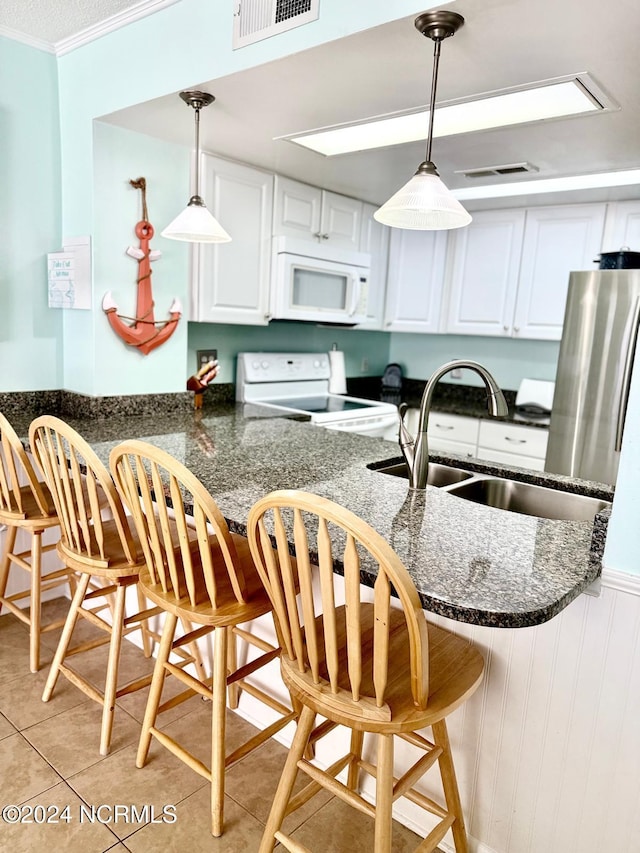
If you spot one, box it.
[0,0,145,44]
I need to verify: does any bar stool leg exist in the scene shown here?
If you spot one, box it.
[211,625,229,837]
[137,612,178,767]
[29,531,43,673]
[432,719,468,853]
[100,582,127,755]
[374,733,394,853]
[258,704,317,853]
[347,729,364,791]
[43,572,91,701]
[0,526,17,610]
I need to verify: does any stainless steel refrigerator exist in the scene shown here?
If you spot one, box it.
[545,269,640,485]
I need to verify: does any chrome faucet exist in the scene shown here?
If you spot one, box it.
[398,359,509,490]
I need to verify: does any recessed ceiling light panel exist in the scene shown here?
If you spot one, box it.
[279,73,617,156]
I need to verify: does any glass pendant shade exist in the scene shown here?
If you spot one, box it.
[162,196,231,243]
[374,163,472,230]
[374,10,471,232]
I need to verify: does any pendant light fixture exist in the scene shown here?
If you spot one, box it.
[374,11,472,231]
[162,90,232,243]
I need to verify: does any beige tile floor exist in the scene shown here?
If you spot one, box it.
[0,598,427,852]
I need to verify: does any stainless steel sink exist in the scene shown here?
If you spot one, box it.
[373,461,474,488]
[446,477,610,521]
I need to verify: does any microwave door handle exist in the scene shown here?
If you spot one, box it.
[348,277,362,317]
[615,296,640,451]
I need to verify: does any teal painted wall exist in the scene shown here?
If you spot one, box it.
[0,37,61,391]
[92,121,190,395]
[389,333,560,391]
[188,321,391,383]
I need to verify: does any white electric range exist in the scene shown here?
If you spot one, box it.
[236,352,398,438]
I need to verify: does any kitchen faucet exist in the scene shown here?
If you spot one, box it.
[398,360,509,490]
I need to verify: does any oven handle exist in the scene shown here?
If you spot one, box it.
[323,413,399,434]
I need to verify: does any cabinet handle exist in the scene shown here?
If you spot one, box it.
[321,233,330,240]
[505,436,526,444]
[503,325,510,332]
[433,424,454,431]
[513,325,520,333]
[313,232,323,240]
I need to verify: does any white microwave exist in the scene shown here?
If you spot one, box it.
[270,236,371,324]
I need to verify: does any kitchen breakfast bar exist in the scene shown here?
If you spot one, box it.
[5,398,630,853]
[13,401,610,629]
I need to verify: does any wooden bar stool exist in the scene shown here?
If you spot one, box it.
[247,489,485,853]
[109,439,297,838]
[28,415,169,755]
[0,413,75,672]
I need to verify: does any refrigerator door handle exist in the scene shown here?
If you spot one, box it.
[615,296,640,452]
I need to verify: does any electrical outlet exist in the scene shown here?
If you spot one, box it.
[197,349,217,372]
[360,357,369,373]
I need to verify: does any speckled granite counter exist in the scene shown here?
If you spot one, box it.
[13,402,610,629]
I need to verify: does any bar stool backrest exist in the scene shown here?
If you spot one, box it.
[29,416,138,570]
[0,413,52,520]
[110,439,248,608]
[247,489,431,724]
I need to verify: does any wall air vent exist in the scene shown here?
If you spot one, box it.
[456,162,540,179]
[233,0,319,49]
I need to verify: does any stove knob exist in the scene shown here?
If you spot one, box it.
[261,360,269,369]
[252,361,260,369]
[313,359,321,368]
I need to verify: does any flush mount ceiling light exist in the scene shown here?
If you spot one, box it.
[283,76,606,157]
[451,168,640,200]
[162,91,231,243]
[374,11,472,231]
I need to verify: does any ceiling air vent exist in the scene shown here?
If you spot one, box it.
[233,0,320,49]
[456,162,539,179]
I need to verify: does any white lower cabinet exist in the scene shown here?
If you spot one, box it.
[477,420,548,470]
[404,409,548,468]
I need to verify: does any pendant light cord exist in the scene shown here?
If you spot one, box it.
[425,37,442,164]
[193,105,201,199]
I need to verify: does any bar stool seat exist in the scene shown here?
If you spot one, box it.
[247,489,485,853]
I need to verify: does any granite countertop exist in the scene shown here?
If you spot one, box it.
[16,401,610,630]
[346,378,551,429]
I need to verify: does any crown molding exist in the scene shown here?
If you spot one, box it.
[0,25,55,53]
[55,0,181,55]
[1,0,182,58]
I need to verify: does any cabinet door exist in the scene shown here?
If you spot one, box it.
[602,200,640,251]
[478,420,548,461]
[320,190,363,250]
[272,175,321,239]
[445,209,526,336]
[514,204,606,340]
[355,202,389,330]
[193,155,273,325]
[383,229,447,333]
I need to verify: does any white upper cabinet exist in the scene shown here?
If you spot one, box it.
[446,204,606,340]
[192,154,274,325]
[383,229,448,333]
[601,200,640,251]
[445,209,526,337]
[514,203,606,339]
[354,202,390,330]
[273,176,362,250]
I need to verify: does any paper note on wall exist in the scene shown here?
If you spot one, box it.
[47,235,91,309]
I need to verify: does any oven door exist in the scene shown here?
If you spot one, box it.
[272,253,369,324]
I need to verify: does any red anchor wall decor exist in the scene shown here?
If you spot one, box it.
[102,177,182,356]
